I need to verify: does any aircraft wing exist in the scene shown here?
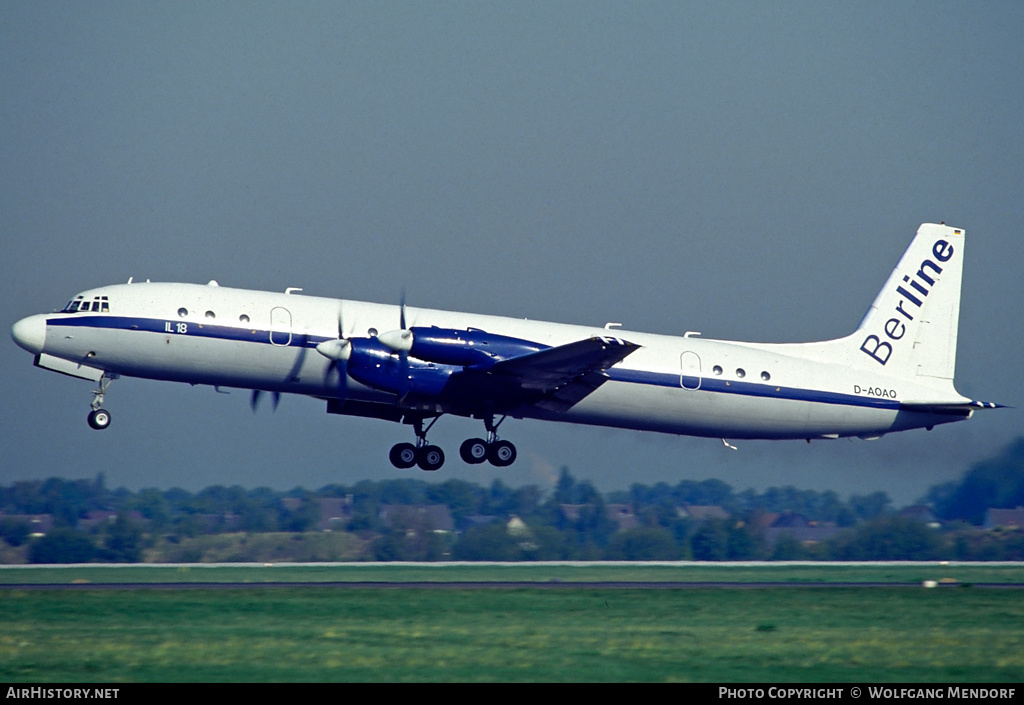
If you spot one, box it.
[463,336,640,413]
[488,336,639,390]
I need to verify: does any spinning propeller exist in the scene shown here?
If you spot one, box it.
[314,293,414,401]
[368,290,414,398]
[315,305,352,399]
[249,389,280,413]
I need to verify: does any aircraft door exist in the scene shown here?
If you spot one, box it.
[680,351,701,390]
[270,307,292,346]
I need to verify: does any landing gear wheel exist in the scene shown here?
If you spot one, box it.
[87,408,112,430]
[417,445,445,472]
[389,442,417,469]
[460,438,489,465]
[487,439,517,467]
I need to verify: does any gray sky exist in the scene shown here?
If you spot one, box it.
[3,2,1022,505]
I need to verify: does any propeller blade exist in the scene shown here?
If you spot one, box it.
[250,389,281,413]
[380,290,415,353]
[317,303,349,400]
[398,347,410,399]
[397,289,410,399]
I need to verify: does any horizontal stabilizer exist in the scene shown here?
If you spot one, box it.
[899,399,1007,415]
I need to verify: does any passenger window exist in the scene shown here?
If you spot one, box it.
[178,308,188,317]
[712,365,723,375]
[205,311,216,319]
[239,314,250,323]
[761,371,770,381]
[736,368,746,378]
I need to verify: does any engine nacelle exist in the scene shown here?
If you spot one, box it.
[345,337,454,397]
[404,327,546,369]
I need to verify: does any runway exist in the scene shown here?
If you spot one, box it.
[4,580,1021,590]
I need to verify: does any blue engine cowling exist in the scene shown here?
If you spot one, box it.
[345,337,454,397]
[406,327,546,369]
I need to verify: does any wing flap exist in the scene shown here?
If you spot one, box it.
[532,371,612,413]
[490,336,639,395]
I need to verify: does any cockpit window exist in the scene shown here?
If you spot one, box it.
[62,295,109,313]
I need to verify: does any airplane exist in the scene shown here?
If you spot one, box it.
[11,223,1002,471]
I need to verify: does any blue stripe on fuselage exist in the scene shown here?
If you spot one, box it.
[608,368,899,410]
[47,315,900,411]
[48,314,329,348]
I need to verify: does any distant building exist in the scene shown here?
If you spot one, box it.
[506,515,531,538]
[78,510,146,531]
[0,513,53,537]
[316,497,352,531]
[280,497,304,512]
[680,505,730,522]
[379,505,454,534]
[605,504,639,532]
[192,513,243,533]
[559,504,583,523]
[984,506,1024,530]
[764,512,841,547]
[459,514,500,532]
[558,503,634,531]
[898,505,940,528]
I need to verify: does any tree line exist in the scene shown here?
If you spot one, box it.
[1,437,1022,563]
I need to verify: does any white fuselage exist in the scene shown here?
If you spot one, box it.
[16,280,970,441]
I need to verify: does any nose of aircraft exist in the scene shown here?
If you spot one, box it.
[11,314,47,355]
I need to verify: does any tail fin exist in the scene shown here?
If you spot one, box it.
[789,223,1005,410]
[796,224,966,392]
[853,223,965,385]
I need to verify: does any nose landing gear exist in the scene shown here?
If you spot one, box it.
[87,408,111,430]
[86,374,117,430]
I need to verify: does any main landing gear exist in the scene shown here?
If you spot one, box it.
[389,417,445,471]
[86,374,116,430]
[388,414,517,472]
[459,414,516,467]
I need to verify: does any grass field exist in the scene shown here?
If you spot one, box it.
[1,564,1022,682]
